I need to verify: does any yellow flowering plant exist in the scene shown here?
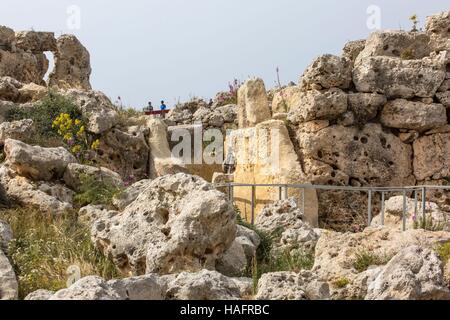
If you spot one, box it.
[53,113,93,161]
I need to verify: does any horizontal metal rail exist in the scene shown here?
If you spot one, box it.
[215,182,450,231]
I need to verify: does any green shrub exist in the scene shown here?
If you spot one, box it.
[73,173,123,207]
[333,277,350,289]
[435,242,450,263]
[5,92,81,146]
[352,249,392,273]
[0,207,120,299]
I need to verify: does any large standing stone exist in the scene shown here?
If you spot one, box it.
[90,173,236,275]
[3,139,77,181]
[237,78,271,128]
[229,120,318,226]
[300,54,352,90]
[49,34,91,90]
[366,246,450,300]
[0,49,48,85]
[380,99,447,132]
[287,88,348,124]
[353,55,446,98]
[342,40,366,63]
[413,133,450,180]
[0,26,15,50]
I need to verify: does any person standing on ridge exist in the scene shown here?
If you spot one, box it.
[160,100,167,118]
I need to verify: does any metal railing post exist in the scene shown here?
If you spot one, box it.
[402,190,407,231]
[302,188,305,214]
[367,190,373,226]
[414,189,418,222]
[283,185,288,200]
[278,186,282,201]
[381,191,385,226]
[251,186,256,225]
[421,187,427,223]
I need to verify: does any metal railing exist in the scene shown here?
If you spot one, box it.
[215,182,450,231]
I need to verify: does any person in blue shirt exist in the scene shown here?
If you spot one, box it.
[159,100,167,118]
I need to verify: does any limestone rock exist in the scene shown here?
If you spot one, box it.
[0,76,21,101]
[236,225,260,260]
[164,270,244,300]
[15,31,56,52]
[215,239,247,277]
[78,205,118,226]
[287,88,348,124]
[256,198,319,255]
[347,93,387,124]
[65,90,118,134]
[356,31,431,63]
[0,166,73,212]
[436,91,450,108]
[0,119,33,145]
[313,227,450,283]
[297,123,414,187]
[353,55,446,98]
[96,126,149,180]
[107,274,165,300]
[342,40,366,63]
[425,11,450,52]
[17,82,47,103]
[0,26,15,50]
[0,49,48,85]
[237,78,271,128]
[90,173,236,275]
[112,179,152,211]
[380,99,447,132]
[0,221,12,252]
[256,271,329,300]
[371,196,450,231]
[49,276,122,300]
[366,246,450,300]
[0,101,15,123]
[63,163,124,192]
[300,54,352,90]
[24,289,54,301]
[0,250,18,300]
[413,133,450,180]
[4,139,77,181]
[271,86,302,114]
[49,34,91,90]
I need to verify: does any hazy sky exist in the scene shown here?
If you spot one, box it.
[1,0,448,108]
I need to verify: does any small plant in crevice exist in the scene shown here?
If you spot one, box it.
[352,249,392,273]
[409,14,419,32]
[435,242,450,263]
[413,216,445,232]
[333,277,350,289]
[73,174,123,207]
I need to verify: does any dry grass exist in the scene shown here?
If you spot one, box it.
[0,206,120,299]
